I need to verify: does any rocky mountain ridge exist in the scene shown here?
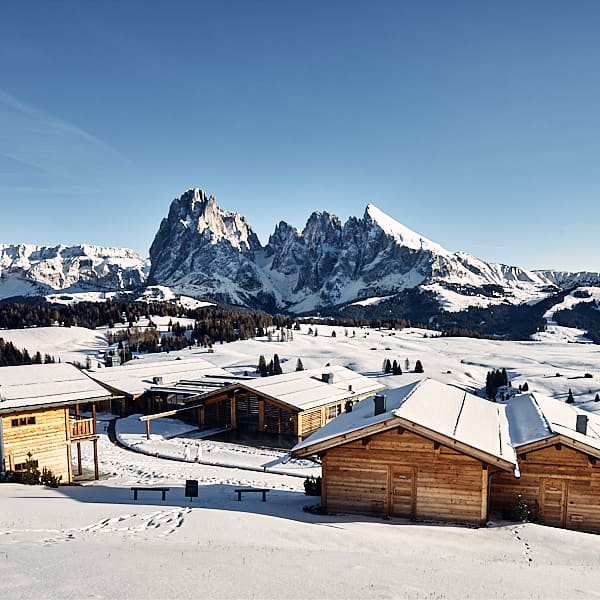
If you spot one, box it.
[2,188,599,319]
[147,188,600,314]
[0,243,148,300]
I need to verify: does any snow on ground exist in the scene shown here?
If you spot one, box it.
[0,325,106,364]
[3,327,600,597]
[115,415,320,478]
[2,420,600,599]
[532,286,600,344]
[44,291,121,304]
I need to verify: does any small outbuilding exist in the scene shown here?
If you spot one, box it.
[491,393,600,532]
[0,363,114,482]
[293,378,517,524]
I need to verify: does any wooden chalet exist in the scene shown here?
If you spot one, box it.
[293,379,517,525]
[147,365,385,445]
[490,393,600,532]
[0,363,114,482]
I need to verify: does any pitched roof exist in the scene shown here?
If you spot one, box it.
[505,392,600,455]
[293,378,516,468]
[242,366,384,411]
[0,363,112,413]
[158,365,384,413]
[87,356,231,397]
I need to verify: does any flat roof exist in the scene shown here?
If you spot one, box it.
[0,363,112,413]
[88,356,231,397]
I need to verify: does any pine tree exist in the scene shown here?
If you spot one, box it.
[296,358,304,372]
[414,360,424,373]
[405,358,410,371]
[273,353,283,375]
[522,382,529,392]
[384,359,392,374]
[567,389,575,404]
[595,393,599,402]
[257,355,268,377]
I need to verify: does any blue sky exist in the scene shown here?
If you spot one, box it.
[1,1,599,271]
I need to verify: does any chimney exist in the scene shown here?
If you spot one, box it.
[348,384,353,393]
[576,414,588,435]
[373,394,386,416]
[152,376,163,385]
[322,373,334,384]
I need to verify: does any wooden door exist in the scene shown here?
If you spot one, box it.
[540,478,566,527]
[390,466,415,518]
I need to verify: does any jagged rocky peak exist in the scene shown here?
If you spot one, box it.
[264,221,301,258]
[162,187,261,252]
[302,210,342,246]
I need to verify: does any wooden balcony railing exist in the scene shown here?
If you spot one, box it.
[70,417,95,440]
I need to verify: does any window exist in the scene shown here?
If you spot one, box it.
[10,416,36,427]
[327,405,340,420]
[14,459,38,472]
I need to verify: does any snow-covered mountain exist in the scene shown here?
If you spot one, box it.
[0,244,148,300]
[147,188,600,313]
[3,187,599,315]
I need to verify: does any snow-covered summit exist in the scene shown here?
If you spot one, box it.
[365,204,450,256]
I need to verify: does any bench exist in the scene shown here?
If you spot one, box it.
[131,486,170,501]
[234,488,270,502]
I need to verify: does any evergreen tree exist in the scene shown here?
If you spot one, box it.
[257,355,268,377]
[405,358,410,371]
[567,388,575,404]
[384,359,392,374]
[522,382,529,392]
[331,330,336,337]
[296,358,304,372]
[595,393,599,402]
[414,359,424,373]
[273,353,283,375]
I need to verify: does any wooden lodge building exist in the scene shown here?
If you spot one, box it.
[0,363,114,482]
[293,379,517,525]
[293,378,600,532]
[91,356,384,445]
[147,365,385,444]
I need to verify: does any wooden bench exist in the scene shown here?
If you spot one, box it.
[131,486,170,501]
[234,488,269,502]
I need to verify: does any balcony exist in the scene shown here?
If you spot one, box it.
[70,417,95,440]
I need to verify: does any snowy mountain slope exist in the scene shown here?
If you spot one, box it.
[148,188,575,314]
[0,244,148,300]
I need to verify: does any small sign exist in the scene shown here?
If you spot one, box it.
[185,479,199,501]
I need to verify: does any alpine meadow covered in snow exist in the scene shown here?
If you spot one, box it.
[2,323,600,598]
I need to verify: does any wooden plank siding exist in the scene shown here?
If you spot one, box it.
[490,444,600,532]
[1,407,72,482]
[321,429,490,524]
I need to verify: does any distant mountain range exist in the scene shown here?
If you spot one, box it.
[2,188,600,323]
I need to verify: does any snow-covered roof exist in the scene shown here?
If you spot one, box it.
[242,366,384,411]
[88,356,231,397]
[294,378,516,467]
[506,392,600,454]
[0,363,112,413]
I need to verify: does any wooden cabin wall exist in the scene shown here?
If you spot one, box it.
[2,407,71,482]
[490,444,600,532]
[322,429,488,525]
